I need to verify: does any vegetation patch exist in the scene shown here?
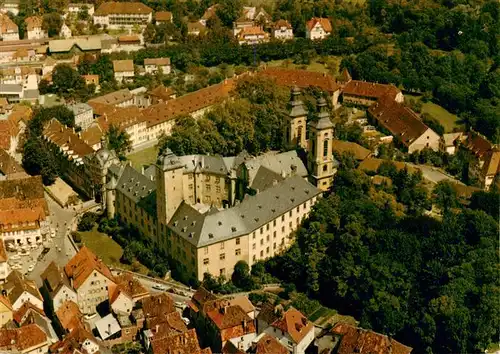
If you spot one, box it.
[127,145,158,171]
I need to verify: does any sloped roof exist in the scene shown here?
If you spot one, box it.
[228,296,255,315]
[41,261,72,295]
[49,325,99,353]
[147,311,188,337]
[0,148,26,177]
[0,14,18,34]
[0,175,45,201]
[148,85,175,101]
[95,1,152,15]
[206,304,254,331]
[88,88,132,106]
[331,323,413,354]
[1,270,43,305]
[188,21,206,33]
[49,37,102,53]
[13,301,45,324]
[0,239,6,262]
[259,67,339,93]
[201,4,219,20]
[151,328,210,354]
[271,308,313,344]
[331,140,372,160]
[56,300,82,332]
[113,59,134,72]
[144,57,171,66]
[43,119,94,161]
[0,324,47,352]
[95,313,120,340]
[115,164,156,206]
[142,293,176,320]
[343,80,400,100]
[155,11,172,21]
[274,19,292,29]
[109,273,149,304]
[482,149,500,177]
[464,131,492,158]
[368,96,432,147]
[24,16,43,31]
[357,157,415,173]
[80,122,103,147]
[306,17,332,32]
[118,35,140,43]
[442,132,463,147]
[64,246,114,289]
[249,165,284,192]
[191,286,217,311]
[255,333,288,354]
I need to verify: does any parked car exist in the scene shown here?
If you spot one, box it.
[152,283,167,291]
[27,265,34,272]
[175,301,187,310]
[182,317,190,326]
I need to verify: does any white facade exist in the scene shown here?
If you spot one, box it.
[52,285,78,312]
[264,325,315,354]
[306,22,329,40]
[2,225,46,248]
[111,291,134,315]
[93,12,152,30]
[2,31,19,41]
[408,128,441,154]
[144,63,171,75]
[0,261,10,283]
[228,332,258,352]
[71,104,94,130]
[59,23,72,38]
[273,26,293,40]
[114,70,134,83]
[82,338,100,353]
[27,27,47,40]
[11,290,44,311]
[76,271,114,314]
[67,4,95,16]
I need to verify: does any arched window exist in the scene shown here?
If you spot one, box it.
[297,126,303,144]
[323,139,329,157]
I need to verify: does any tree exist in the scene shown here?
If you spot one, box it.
[42,12,63,37]
[215,0,242,27]
[231,260,255,290]
[121,246,134,265]
[77,5,89,21]
[106,125,132,161]
[77,212,98,231]
[52,64,85,99]
[433,181,459,213]
[143,23,156,43]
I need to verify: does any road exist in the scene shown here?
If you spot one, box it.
[412,164,464,185]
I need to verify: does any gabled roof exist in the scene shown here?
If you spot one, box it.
[0,293,11,310]
[206,303,254,331]
[148,85,175,101]
[113,59,134,72]
[306,17,332,32]
[24,16,43,31]
[259,67,339,93]
[331,323,413,354]
[0,148,26,178]
[88,88,133,106]
[188,21,206,33]
[109,273,149,304]
[145,57,171,66]
[368,96,433,147]
[464,131,492,158]
[343,80,401,100]
[249,166,284,192]
[190,286,217,312]
[482,149,500,177]
[43,118,94,160]
[331,140,372,160]
[56,300,82,332]
[0,324,47,352]
[1,270,43,306]
[243,150,308,185]
[49,325,99,353]
[147,311,188,338]
[254,333,288,354]
[13,301,45,324]
[64,246,114,289]
[95,1,152,15]
[271,308,313,344]
[274,19,292,29]
[151,328,211,354]
[155,11,172,22]
[142,293,176,320]
[201,4,219,20]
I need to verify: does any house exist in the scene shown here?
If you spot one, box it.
[88,88,134,107]
[0,270,43,311]
[440,132,464,155]
[117,34,142,50]
[113,59,134,83]
[248,333,288,354]
[69,103,93,130]
[200,4,219,26]
[188,21,206,36]
[142,293,176,323]
[316,322,413,354]
[0,176,49,250]
[95,313,121,340]
[12,301,46,325]
[93,1,153,29]
[306,17,332,40]
[0,14,19,41]
[155,11,173,24]
[147,85,176,104]
[0,0,20,15]
[49,325,100,354]
[64,246,116,314]
[233,15,255,37]
[0,293,12,327]
[41,261,77,313]
[0,324,49,353]
[143,311,188,349]
[82,74,99,87]
[67,3,95,16]
[144,57,171,75]
[59,23,72,38]
[228,296,255,319]
[272,20,293,40]
[331,140,372,161]
[367,95,440,153]
[108,273,149,315]
[480,148,500,190]
[237,26,269,45]
[151,328,212,354]
[25,16,46,39]
[342,79,404,107]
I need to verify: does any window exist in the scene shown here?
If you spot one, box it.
[235,249,241,256]
[282,226,285,233]
[273,242,276,249]
[281,215,285,222]
[236,237,240,245]
[296,206,300,213]
[203,258,209,265]
[273,231,276,239]
[205,175,210,182]
[323,165,328,172]
[289,221,292,229]
[260,227,263,235]
[273,220,276,227]
[266,235,269,241]
[216,185,221,193]
[253,255,256,261]
[252,232,256,240]
[252,243,256,250]
[260,250,264,257]
[220,268,225,276]
[323,139,329,157]
[188,174,193,180]
[266,224,270,231]
[266,247,269,254]
[260,239,263,245]
[216,177,221,183]
[189,184,193,190]
[289,211,292,217]
[220,253,225,260]
[206,184,211,191]
[297,126,303,143]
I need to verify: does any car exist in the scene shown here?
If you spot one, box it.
[41,247,50,256]
[27,265,34,272]
[175,301,187,310]
[10,254,20,260]
[152,284,167,291]
[182,317,190,326]
[19,250,29,256]
[50,230,56,238]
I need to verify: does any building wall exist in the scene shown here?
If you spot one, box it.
[0,261,10,282]
[0,302,12,328]
[12,291,43,311]
[114,190,156,241]
[306,23,329,40]
[77,271,114,314]
[2,31,19,41]
[182,172,229,207]
[227,331,256,352]
[285,116,307,149]
[52,285,77,312]
[95,13,152,29]
[111,292,134,314]
[293,326,315,354]
[75,109,94,130]
[273,28,293,40]
[27,27,46,39]
[408,128,440,154]
[308,128,334,191]
[114,71,134,83]
[343,94,378,107]
[145,64,171,75]
[2,225,43,247]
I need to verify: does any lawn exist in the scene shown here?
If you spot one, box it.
[309,306,336,322]
[420,101,461,133]
[127,145,158,171]
[79,227,149,275]
[265,57,341,75]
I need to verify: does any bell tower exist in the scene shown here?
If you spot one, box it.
[307,98,335,191]
[284,86,308,149]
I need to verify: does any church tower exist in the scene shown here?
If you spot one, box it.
[307,98,335,191]
[284,86,308,149]
[156,148,185,226]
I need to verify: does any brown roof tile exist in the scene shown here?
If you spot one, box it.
[482,149,500,177]
[49,325,99,353]
[0,293,11,310]
[64,246,114,290]
[306,17,332,32]
[256,302,282,325]
[109,273,149,304]
[43,119,94,158]
[88,89,132,106]
[147,311,188,339]
[13,301,45,324]
[0,14,18,34]
[357,157,415,173]
[0,175,45,203]
[113,59,134,72]
[151,328,208,354]
[464,131,493,158]
[255,333,288,354]
[145,57,171,66]
[206,303,254,331]
[0,148,27,178]
[155,11,172,22]
[1,270,43,306]
[25,16,43,31]
[0,119,16,150]
[56,300,83,332]
[41,261,71,294]
[368,96,430,147]
[142,293,176,320]
[95,1,152,15]
[148,85,175,101]
[343,80,400,100]
[228,296,255,315]
[332,140,372,160]
[201,4,219,20]
[331,323,412,354]
[259,67,339,93]
[271,308,313,344]
[0,324,47,352]
[80,122,104,147]
[118,35,141,43]
[96,105,146,131]
[274,19,292,29]
[188,21,206,33]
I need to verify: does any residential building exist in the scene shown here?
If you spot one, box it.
[0,0,20,15]
[233,15,255,37]
[80,122,104,150]
[147,85,176,104]
[49,36,102,54]
[272,19,293,40]
[49,325,101,353]
[331,140,372,161]
[1,270,43,311]
[93,2,153,29]
[95,313,121,340]
[55,300,82,333]
[367,95,440,153]
[316,322,413,354]
[0,293,12,327]
[155,11,173,24]
[144,57,171,75]
[41,261,78,313]
[342,79,404,107]
[63,246,116,314]
[249,333,288,354]
[0,176,49,249]
[0,324,49,353]
[0,14,19,41]
[151,328,212,354]
[200,4,219,26]
[237,26,269,45]
[59,23,72,38]
[69,103,93,130]
[82,74,99,87]
[440,132,464,155]
[88,88,134,107]
[113,59,134,83]
[108,273,149,315]
[0,239,9,282]
[67,3,95,16]
[25,16,46,39]
[480,148,500,190]
[306,17,332,40]
[188,21,206,36]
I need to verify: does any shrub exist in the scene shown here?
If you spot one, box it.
[72,232,81,243]
[77,212,98,231]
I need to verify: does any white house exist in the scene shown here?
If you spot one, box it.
[237,26,269,45]
[0,239,10,282]
[305,17,332,40]
[154,11,172,24]
[59,23,72,38]
[70,103,93,130]
[440,132,463,155]
[41,261,78,312]
[1,270,44,311]
[113,59,134,83]
[144,57,171,75]
[0,14,19,41]
[67,3,95,17]
[110,289,133,315]
[93,2,153,29]
[272,19,293,40]
[25,16,47,39]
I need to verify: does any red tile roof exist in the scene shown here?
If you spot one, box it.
[145,57,171,66]
[25,16,43,31]
[151,328,210,354]
[109,273,149,304]
[13,301,45,324]
[0,324,47,352]
[155,11,172,22]
[255,333,288,354]
[271,308,313,344]
[482,148,500,177]
[64,246,114,289]
[0,119,16,150]
[0,148,27,178]
[43,119,95,159]
[142,293,176,320]
[331,323,413,354]
[306,17,332,32]
[343,80,400,100]
[147,311,188,339]
[0,294,11,310]
[464,131,493,158]
[368,96,431,147]
[274,19,292,29]
[259,67,339,93]
[49,325,99,353]
[206,303,255,336]
[331,140,372,160]
[113,59,134,72]
[56,300,83,332]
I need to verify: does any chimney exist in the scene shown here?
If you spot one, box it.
[107,323,111,334]
[272,179,278,186]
